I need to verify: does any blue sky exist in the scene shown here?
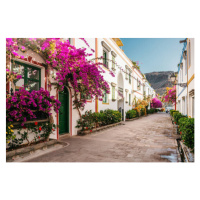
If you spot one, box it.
[120,38,185,74]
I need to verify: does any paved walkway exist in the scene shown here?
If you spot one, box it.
[25,113,179,162]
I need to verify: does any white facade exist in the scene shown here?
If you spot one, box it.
[144,80,156,108]
[176,38,194,118]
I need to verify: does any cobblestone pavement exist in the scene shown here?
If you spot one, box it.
[25,113,179,162]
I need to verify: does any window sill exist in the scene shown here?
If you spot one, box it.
[125,78,128,80]
[102,102,109,105]
[112,99,116,102]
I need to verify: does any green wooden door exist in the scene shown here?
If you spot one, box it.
[59,88,69,134]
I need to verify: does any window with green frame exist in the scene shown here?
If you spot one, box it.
[103,50,108,68]
[129,71,131,84]
[129,94,131,105]
[112,56,115,70]
[112,86,115,100]
[125,68,128,79]
[103,90,108,103]
[12,61,41,91]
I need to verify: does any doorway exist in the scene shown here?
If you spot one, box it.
[59,87,69,135]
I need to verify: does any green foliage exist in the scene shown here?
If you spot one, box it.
[173,112,186,124]
[126,110,137,119]
[76,109,122,131]
[170,109,175,116]
[140,108,145,116]
[170,110,179,117]
[172,111,179,118]
[6,122,16,144]
[147,108,156,114]
[178,117,194,150]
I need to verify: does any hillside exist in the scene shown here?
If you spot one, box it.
[145,71,174,95]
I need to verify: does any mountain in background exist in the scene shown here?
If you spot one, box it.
[145,71,174,95]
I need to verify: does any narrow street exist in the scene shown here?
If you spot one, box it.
[23,113,179,162]
[22,113,177,162]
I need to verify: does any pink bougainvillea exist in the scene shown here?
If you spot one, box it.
[6,88,61,126]
[151,97,162,108]
[6,38,110,114]
[164,86,176,104]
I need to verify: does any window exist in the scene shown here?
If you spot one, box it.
[129,70,131,84]
[103,90,108,103]
[189,40,191,67]
[137,79,141,90]
[12,61,41,91]
[81,93,91,100]
[129,94,131,106]
[182,68,183,82]
[112,56,115,70]
[125,67,128,79]
[103,50,108,68]
[112,86,115,100]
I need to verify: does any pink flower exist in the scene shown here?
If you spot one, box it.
[16,75,22,79]
[12,51,19,57]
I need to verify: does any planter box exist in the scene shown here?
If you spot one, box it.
[78,122,122,135]
[178,140,194,162]
[173,124,179,134]
[126,117,139,121]
[12,118,49,129]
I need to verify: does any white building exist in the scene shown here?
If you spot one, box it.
[144,80,156,108]
[7,38,155,141]
[176,38,194,118]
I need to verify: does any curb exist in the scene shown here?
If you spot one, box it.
[78,122,122,136]
[6,139,58,159]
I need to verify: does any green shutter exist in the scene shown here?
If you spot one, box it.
[103,90,106,103]
[129,94,131,105]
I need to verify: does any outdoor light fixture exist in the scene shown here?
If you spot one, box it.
[179,39,187,43]
[170,73,176,82]
[169,73,187,87]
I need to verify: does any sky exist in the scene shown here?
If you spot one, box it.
[120,38,185,74]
